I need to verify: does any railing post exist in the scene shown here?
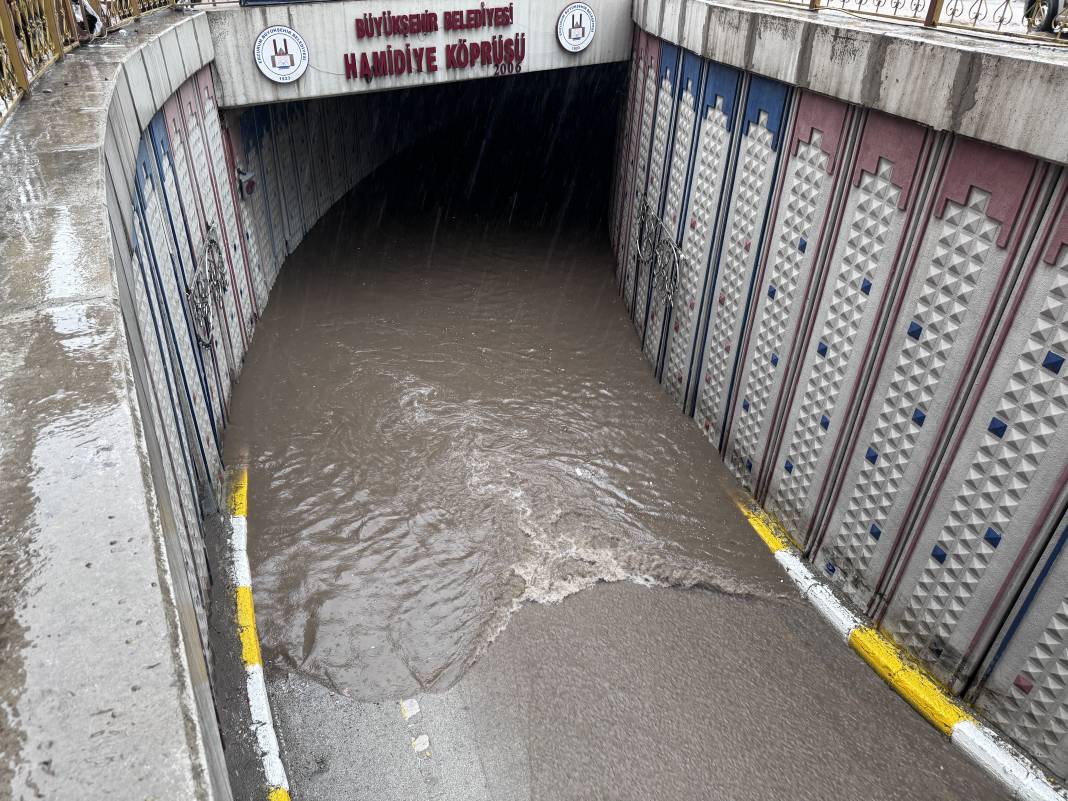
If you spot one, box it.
[0,0,30,93]
[924,0,945,26]
[43,0,63,59]
[132,0,141,19]
[809,0,821,12]
[60,0,79,49]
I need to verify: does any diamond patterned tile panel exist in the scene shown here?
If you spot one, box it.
[157,118,227,437]
[765,159,902,541]
[613,56,644,269]
[244,132,280,295]
[198,76,257,347]
[144,150,224,493]
[664,101,731,408]
[726,135,829,489]
[238,174,269,317]
[820,188,1001,608]
[694,115,776,446]
[633,73,678,336]
[273,107,304,252]
[130,218,211,655]
[293,105,319,238]
[179,86,244,382]
[981,569,1068,779]
[257,120,287,280]
[886,233,1068,676]
[643,82,698,369]
[307,102,330,220]
[624,62,660,313]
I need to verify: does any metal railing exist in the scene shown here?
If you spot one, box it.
[636,196,684,315]
[0,0,175,124]
[758,0,1067,41]
[188,223,229,349]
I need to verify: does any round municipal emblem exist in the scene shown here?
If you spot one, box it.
[254,25,309,84]
[557,2,596,53]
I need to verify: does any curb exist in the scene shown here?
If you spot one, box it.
[227,467,292,801]
[734,495,1068,801]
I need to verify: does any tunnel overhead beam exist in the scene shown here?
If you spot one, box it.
[206,0,634,109]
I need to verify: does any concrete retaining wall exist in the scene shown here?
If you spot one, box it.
[0,10,464,798]
[611,23,1068,779]
[635,0,1068,166]
[0,12,228,800]
[112,55,468,799]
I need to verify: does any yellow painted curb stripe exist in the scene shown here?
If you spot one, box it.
[733,498,789,553]
[229,466,248,518]
[849,626,973,735]
[236,585,263,667]
[268,788,291,801]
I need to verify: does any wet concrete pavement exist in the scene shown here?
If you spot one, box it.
[219,75,1010,800]
[269,583,1007,801]
[0,14,227,801]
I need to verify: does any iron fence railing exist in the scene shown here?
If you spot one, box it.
[0,0,174,124]
[755,0,1068,40]
[635,195,685,317]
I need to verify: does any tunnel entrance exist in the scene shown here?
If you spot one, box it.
[337,64,627,231]
[209,65,1013,801]
[222,63,785,701]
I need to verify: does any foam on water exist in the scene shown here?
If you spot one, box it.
[224,213,785,702]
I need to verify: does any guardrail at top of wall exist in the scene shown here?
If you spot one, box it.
[0,0,183,127]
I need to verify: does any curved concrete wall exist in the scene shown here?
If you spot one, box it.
[0,10,466,799]
[108,40,468,801]
[0,11,227,800]
[612,20,1068,779]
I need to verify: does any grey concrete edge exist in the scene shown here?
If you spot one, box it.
[102,16,229,800]
[637,0,1068,165]
[0,9,227,800]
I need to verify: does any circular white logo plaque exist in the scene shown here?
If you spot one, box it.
[557,2,596,53]
[254,25,309,84]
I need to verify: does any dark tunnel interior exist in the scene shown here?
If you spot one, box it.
[350,63,628,233]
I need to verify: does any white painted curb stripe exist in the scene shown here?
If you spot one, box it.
[246,662,289,790]
[230,516,253,587]
[774,549,861,641]
[228,466,292,801]
[952,721,1067,801]
[745,500,1068,801]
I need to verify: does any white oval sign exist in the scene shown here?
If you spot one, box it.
[557,2,596,53]
[254,25,309,84]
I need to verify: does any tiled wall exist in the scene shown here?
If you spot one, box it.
[610,29,1068,779]
[110,66,453,764]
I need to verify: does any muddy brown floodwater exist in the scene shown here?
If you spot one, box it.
[222,190,788,701]
[219,75,1012,801]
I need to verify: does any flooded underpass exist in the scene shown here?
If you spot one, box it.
[219,68,1010,801]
